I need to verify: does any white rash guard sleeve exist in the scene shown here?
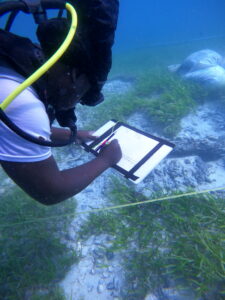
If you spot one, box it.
[0,77,51,162]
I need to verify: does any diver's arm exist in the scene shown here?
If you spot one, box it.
[50,127,96,143]
[50,127,71,142]
[1,140,121,205]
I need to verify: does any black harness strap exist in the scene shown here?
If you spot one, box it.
[0,108,76,147]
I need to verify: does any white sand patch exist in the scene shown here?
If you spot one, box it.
[178,101,225,140]
[199,159,225,190]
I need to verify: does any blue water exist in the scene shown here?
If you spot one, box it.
[115,0,225,51]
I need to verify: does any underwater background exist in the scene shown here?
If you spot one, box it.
[116,0,225,49]
[1,0,225,299]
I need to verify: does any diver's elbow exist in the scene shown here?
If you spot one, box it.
[31,192,69,206]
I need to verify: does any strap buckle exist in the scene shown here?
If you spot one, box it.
[22,0,46,23]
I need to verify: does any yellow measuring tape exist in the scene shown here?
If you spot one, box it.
[0,2,77,110]
[0,185,224,228]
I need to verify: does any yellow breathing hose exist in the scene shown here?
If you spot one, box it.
[0,2,77,111]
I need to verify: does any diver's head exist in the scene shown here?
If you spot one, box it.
[36,17,91,112]
[37,17,104,109]
[46,62,90,111]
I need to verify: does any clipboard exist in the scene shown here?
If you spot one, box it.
[83,120,175,184]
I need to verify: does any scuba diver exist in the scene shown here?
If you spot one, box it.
[0,0,122,205]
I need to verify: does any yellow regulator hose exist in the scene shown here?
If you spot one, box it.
[0,2,77,111]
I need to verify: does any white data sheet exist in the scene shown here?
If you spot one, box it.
[84,120,175,183]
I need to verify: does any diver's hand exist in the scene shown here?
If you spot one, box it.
[98,139,122,166]
[76,130,97,144]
